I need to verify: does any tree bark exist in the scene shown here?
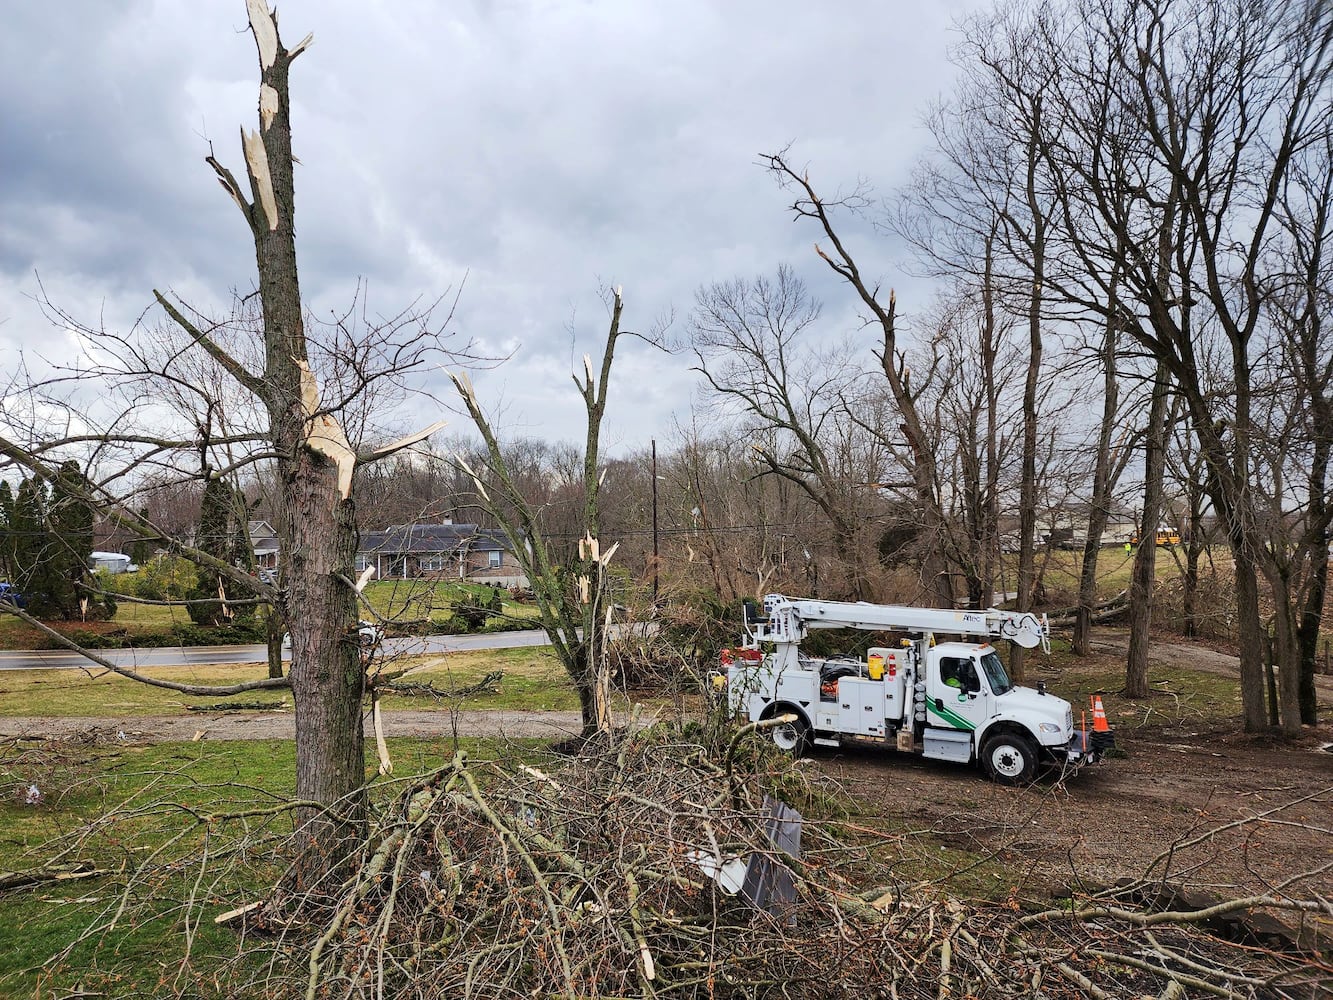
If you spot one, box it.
[764,155,953,607]
[451,292,630,737]
[1126,363,1169,699]
[1074,296,1123,656]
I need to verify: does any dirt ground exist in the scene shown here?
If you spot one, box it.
[818,629,1333,925]
[818,721,1332,899]
[4,630,1331,910]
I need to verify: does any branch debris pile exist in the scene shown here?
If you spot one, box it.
[237,728,1331,1000]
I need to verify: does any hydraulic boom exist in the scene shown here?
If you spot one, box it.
[749,594,1050,651]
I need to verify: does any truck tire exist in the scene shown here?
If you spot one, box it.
[766,710,811,756]
[981,732,1037,785]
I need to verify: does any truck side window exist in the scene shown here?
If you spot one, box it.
[940,657,980,693]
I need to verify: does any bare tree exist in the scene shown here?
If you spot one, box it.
[1125,366,1171,697]
[689,265,892,599]
[910,280,1022,610]
[451,290,653,736]
[1071,302,1139,655]
[761,158,958,606]
[1042,0,1331,731]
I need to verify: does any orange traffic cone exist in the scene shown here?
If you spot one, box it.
[1091,695,1110,732]
[1089,695,1115,755]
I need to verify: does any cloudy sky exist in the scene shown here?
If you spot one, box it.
[1,0,977,453]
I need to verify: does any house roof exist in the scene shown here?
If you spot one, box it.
[248,520,277,540]
[359,523,510,555]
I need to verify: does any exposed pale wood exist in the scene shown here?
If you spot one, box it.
[372,698,392,775]
[245,0,278,69]
[289,32,314,60]
[242,128,279,231]
[0,863,110,892]
[214,900,262,925]
[294,358,356,499]
[357,419,447,464]
[258,83,279,131]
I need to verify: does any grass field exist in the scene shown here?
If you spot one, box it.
[0,577,542,651]
[1024,544,1197,605]
[0,645,582,717]
[0,735,548,997]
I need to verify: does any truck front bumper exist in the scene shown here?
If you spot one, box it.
[1049,729,1116,769]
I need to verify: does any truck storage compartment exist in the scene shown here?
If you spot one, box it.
[923,727,973,763]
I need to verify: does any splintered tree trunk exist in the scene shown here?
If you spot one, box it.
[237,3,366,877]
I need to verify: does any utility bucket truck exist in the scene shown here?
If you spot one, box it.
[720,595,1113,784]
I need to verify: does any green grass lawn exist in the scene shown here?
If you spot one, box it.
[0,577,543,651]
[360,578,540,630]
[0,646,584,717]
[376,646,583,713]
[0,598,190,649]
[1025,544,1195,604]
[0,736,548,998]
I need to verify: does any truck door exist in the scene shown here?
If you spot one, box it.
[927,653,992,735]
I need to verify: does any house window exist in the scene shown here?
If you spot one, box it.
[487,550,502,569]
[420,555,446,573]
[354,555,372,573]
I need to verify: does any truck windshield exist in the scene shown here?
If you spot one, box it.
[980,651,1012,695]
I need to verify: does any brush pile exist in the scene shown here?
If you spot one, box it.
[230,725,1330,1000]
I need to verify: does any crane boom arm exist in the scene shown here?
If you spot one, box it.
[751,595,1050,650]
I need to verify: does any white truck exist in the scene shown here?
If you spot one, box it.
[721,594,1113,783]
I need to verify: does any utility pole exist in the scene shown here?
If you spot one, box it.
[651,438,660,604]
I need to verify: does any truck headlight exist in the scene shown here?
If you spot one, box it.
[1039,722,1062,734]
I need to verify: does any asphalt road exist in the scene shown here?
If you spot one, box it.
[0,629,557,671]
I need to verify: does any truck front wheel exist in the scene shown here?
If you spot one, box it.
[981,733,1037,785]
[767,712,811,756]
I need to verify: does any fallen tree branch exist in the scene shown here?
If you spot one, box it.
[0,604,289,696]
[381,670,503,699]
[1047,589,1129,626]
[0,862,110,894]
[1020,892,1331,929]
[186,700,288,713]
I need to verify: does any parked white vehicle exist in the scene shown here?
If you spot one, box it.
[720,594,1113,784]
